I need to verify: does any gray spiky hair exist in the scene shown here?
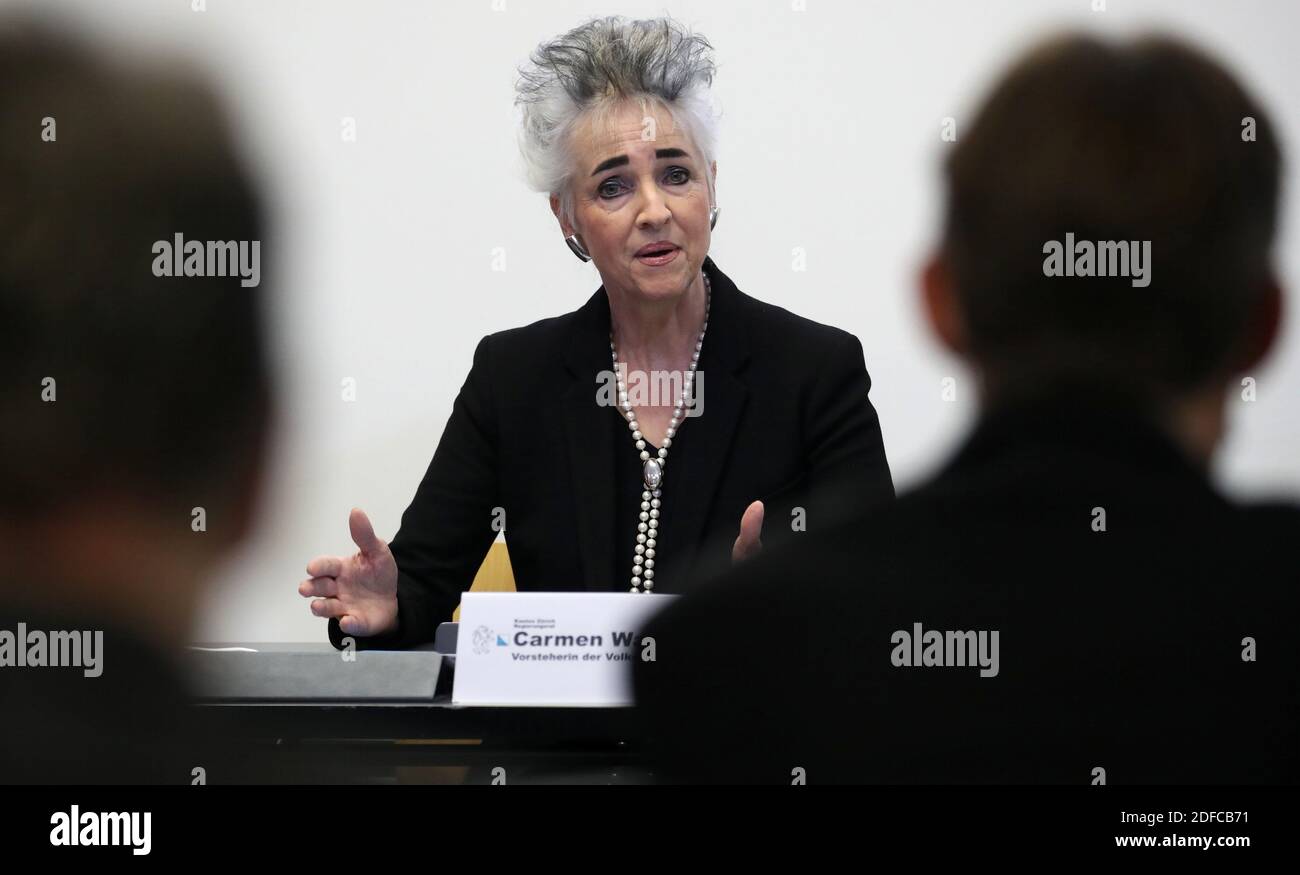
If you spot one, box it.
[515,15,719,224]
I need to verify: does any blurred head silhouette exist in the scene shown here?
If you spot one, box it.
[0,17,273,650]
[923,33,1284,461]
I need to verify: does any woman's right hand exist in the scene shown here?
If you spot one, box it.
[299,507,399,637]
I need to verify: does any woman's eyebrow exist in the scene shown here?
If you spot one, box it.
[589,148,693,177]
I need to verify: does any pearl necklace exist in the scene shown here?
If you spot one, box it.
[609,272,711,593]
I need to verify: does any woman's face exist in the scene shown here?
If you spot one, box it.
[553,101,716,305]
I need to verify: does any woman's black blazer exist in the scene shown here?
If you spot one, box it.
[329,256,893,649]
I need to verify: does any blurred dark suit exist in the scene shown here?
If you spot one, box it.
[0,602,242,784]
[634,389,1300,783]
[0,24,277,786]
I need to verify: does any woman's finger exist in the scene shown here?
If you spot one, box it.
[306,555,343,578]
[298,576,339,598]
[310,597,347,619]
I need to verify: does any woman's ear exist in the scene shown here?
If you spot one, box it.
[921,251,969,358]
[550,193,576,238]
[551,193,566,234]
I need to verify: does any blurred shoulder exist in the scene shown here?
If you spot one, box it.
[1232,499,1300,580]
[1235,498,1300,529]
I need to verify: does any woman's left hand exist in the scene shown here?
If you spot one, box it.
[731,500,764,563]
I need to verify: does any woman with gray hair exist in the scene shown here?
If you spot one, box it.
[300,15,894,649]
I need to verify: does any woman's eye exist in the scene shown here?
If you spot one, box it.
[599,168,688,199]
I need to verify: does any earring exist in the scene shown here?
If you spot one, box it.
[565,234,591,262]
[709,205,720,231]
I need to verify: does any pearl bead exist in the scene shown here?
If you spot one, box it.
[635,544,645,555]
[646,542,656,551]
[639,512,649,522]
[652,489,661,498]
[649,509,659,519]
[657,448,668,459]
[640,501,650,511]
[651,498,660,508]
[642,491,651,500]
[646,548,655,558]
[639,451,649,461]
[634,555,643,566]
[637,533,646,543]
[627,420,638,431]
[644,569,654,580]
[632,430,641,440]
[665,427,675,438]
[638,522,647,533]
[662,438,672,448]
[645,559,654,569]
[636,440,646,450]
[643,580,654,590]
[631,577,641,586]
[629,587,638,593]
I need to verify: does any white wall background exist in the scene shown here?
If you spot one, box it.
[8,0,1297,641]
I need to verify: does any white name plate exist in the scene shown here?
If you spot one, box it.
[452,592,677,706]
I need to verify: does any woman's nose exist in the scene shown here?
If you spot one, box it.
[635,187,672,228]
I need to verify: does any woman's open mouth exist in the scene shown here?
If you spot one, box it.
[635,245,680,266]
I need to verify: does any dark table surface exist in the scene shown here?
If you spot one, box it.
[188,642,659,785]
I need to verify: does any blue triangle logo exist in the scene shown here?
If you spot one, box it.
[497,635,508,646]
